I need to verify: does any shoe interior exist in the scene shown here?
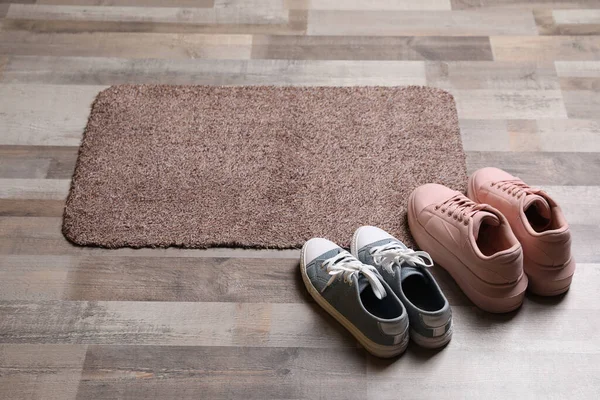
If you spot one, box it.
[360,290,402,319]
[477,221,514,257]
[525,203,554,232]
[403,275,445,312]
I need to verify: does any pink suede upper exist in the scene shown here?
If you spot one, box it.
[468,167,572,268]
[410,183,523,285]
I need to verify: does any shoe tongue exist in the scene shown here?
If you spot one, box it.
[400,265,425,281]
[357,275,371,294]
[523,194,552,219]
[472,211,500,240]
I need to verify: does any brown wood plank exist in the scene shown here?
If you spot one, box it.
[0,145,78,179]
[251,35,493,60]
[0,344,87,400]
[2,301,600,352]
[76,345,367,400]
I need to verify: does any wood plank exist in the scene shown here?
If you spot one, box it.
[0,199,65,217]
[560,82,600,119]
[6,4,288,25]
[0,216,299,258]
[0,179,70,200]
[284,0,452,10]
[2,301,600,352]
[2,4,304,35]
[0,301,357,348]
[1,215,597,262]
[466,151,600,186]
[1,56,427,86]
[459,119,510,151]
[555,61,600,77]
[367,349,600,399]
[452,89,567,119]
[0,84,101,146]
[507,119,600,152]
[0,31,253,60]
[37,0,215,7]
[77,345,367,400]
[0,344,87,400]
[307,10,538,36]
[426,61,559,90]
[491,36,600,62]
[451,0,600,9]
[251,35,493,61]
[535,8,600,35]
[0,145,78,179]
[0,255,305,303]
[553,9,600,24]
[541,186,600,225]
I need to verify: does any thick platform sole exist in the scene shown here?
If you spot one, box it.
[467,172,575,297]
[408,192,527,314]
[525,255,575,296]
[300,247,409,358]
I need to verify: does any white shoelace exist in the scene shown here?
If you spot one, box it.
[369,242,434,274]
[321,251,387,300]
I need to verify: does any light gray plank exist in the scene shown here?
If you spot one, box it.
[492,36,600,62]
[367,348,600,400]
[466,151,600,186]
[1,56,427,86]
[555,61,600,77]
[507,118,600,152]
[0,179,70,200]
[459,119,511,151]
[553,9,600,24]
[452,90,567,119]
[0,84,102,146]
[307,9,538,36]
[0,344,87,400]
[426,61,559,90]
[541,186,600,225]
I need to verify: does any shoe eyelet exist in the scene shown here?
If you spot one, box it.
[440,208,446,213]
[434,206,439,211]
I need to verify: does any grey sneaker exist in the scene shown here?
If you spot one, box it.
[300,238,409,358]
[351,226,453,349]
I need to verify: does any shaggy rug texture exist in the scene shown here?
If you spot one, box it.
[63,85,467,249]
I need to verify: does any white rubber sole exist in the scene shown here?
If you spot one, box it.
[350,227,453,349]
[410,325,453,349]
[300,247,409,358]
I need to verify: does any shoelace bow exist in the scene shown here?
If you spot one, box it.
[369,242,433,274]
[320,251,387,300]
[491,179,537,200]
[436,195,486,225]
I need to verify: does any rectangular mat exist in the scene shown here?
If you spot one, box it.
[63,85,467,249]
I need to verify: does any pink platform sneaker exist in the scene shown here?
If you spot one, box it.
[468,167,575,296]
[408,183,528,313]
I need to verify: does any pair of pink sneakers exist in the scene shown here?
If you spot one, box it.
[408,167,575,313]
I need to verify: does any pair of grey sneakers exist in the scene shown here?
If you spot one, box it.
[300,226,452,358]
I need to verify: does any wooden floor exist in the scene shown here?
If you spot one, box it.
[1,0,600,399]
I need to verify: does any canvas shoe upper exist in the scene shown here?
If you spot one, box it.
[300,238,409,358]
[408,183,528,313]
[351,226,452,349]
[468,167,576,296]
